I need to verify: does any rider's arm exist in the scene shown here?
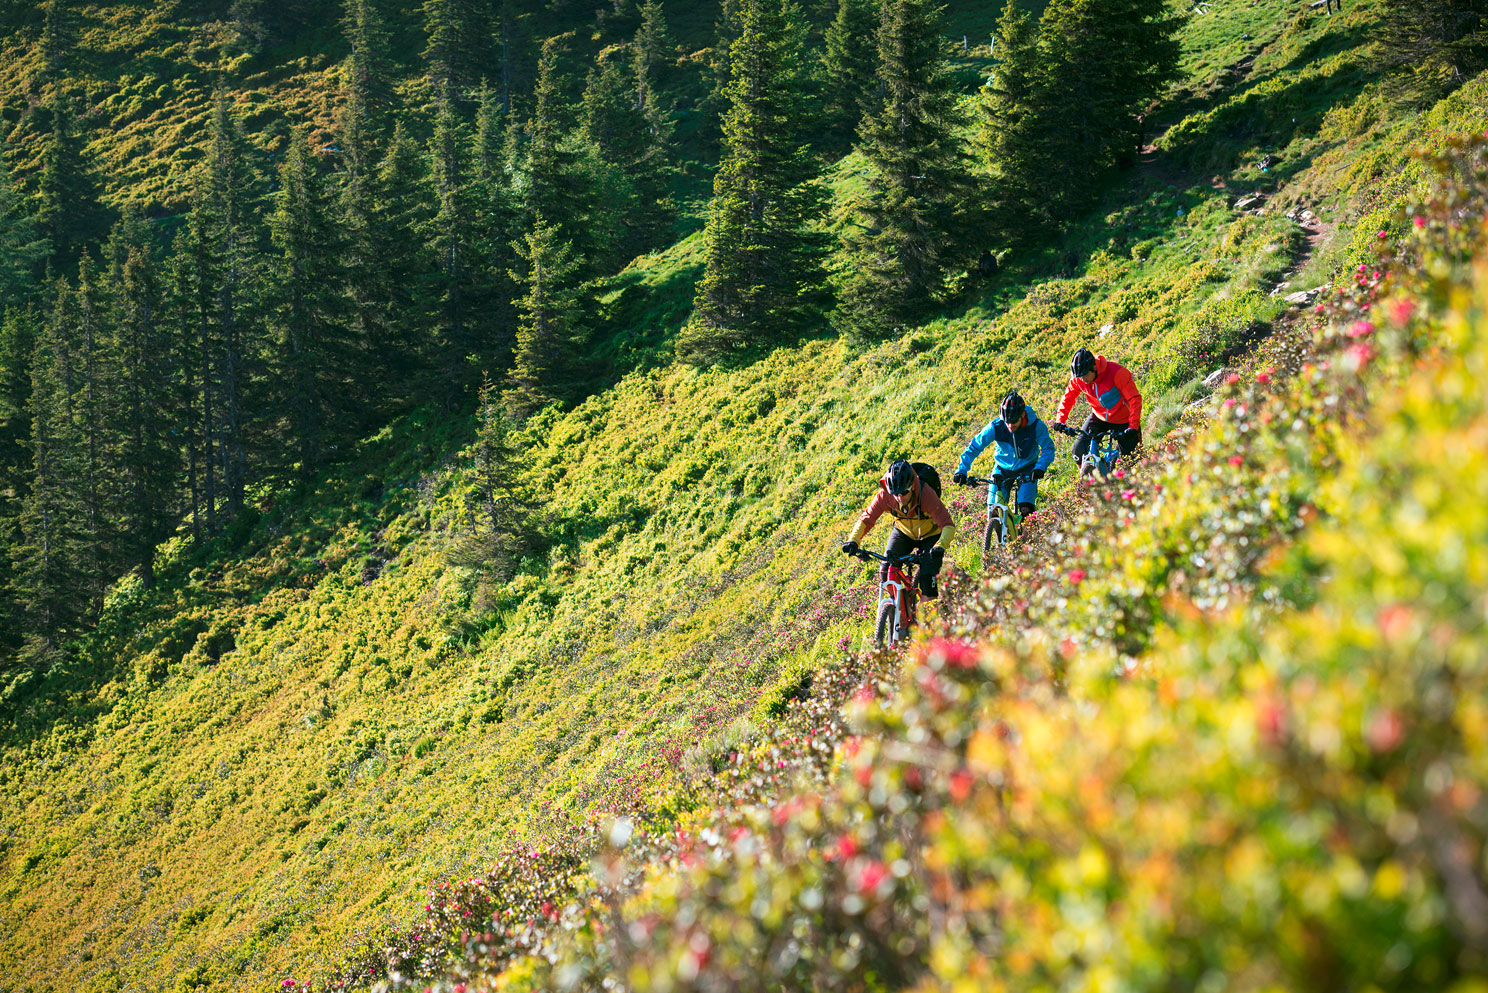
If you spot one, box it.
[934,524,957,549]
[1114,363,1143,430]
[1056,377,1082,425]
[1034,417,1056,470]
[956,420,998,475]
[846,489,893,544]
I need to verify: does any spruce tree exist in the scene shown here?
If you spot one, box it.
[585,45,675,255]
[1376,0,1487,96]
[200,88,260,518]
[451,374,537,576]
[71,253,112,591]
[426,93,479,397]
[422,0,492,99]
[469,84,518,365]
[506,216,583,415]
[341,0,395,144]
[979,0,1052,245]
[1035,0,1179,214]
[0,144,47,311]
[36,0,78,87]
[679,0,828,365]
[633,0,674,109]
[108,225,176,585]
[13,290,89,662]
[35,92,104,272]
[268,131,348,478]
[821,0,881,154]
[374,122,434,393]
[698,0,745,156]
[836,0,980,340]
[163,209,219,541]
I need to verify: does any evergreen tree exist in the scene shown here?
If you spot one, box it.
[835,0,980,339]
[13,290,89,662]
[426,93,479,396]
[451,374,538,577]
[0,308,40,659]
[679,0,828,365]
[341,0,395,144]
[71,253,112,590]
[268,131,348,478]
[36,0,78,88]
[1376,0,1487,96]
[35,92,104,272]
[979,0,1052,245]
[224,0,268,57]
[698,0,745,156]
[526,37,623,278]
[107,222,176,586]
[469,84,518,365]
[163,208,220,541]
[1035,0,1179,214]
[585,44,675,255]
[422,0,492,99]
[374,122,435,393]
[506,216,583,415]
[632,0,675,108]
[0,144,47,312]
[821,0,881,153]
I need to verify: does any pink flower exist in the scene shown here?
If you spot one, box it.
[1349,320,1374,338]
[1347,342,1375,366]
[1225,373,1241,385]
[1413,216,1427,229]
[857,860,890,894]
[923,637,979,670]
[1367,709,1404,754]
[834,834,860,861]
[1112,468,1126,479]
[1228,455,1243,466]
[1067,569,1087,584]
[1121,490,1136,500]
[1377,230,1388,240]
[1315,304,1326,313]
[1256,370,1272,383]
[1389,299,1416,325]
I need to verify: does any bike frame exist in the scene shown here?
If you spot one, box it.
[965,472,1034,547]
[879,560,917,638]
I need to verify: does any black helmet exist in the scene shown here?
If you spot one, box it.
[884,459,915,495]
[1000,390,1027,425]
[1071,348,1096,378]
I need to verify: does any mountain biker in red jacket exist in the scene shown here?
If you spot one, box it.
[841,459,957,598]
[1054,348,1144,473]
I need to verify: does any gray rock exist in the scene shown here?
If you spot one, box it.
[1203,367,1229,388]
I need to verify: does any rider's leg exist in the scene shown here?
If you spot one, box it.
[1016,478,1038,518]
[1071,416,1096,464]
[881,529,914,585]
[1112,420,1137,458]
[918,539,944,599]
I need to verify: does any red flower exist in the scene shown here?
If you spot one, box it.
[1367,709,1404,753]
[857,860,890,894]
[1413,216,1427,229]
[1067,569,1086,584]
[1228,455,1243,466]
[949,768,975,802]
[1348,320,1374,338]
[923,637,979,670]
[834,834,860,861]
[1225,373,1241,385]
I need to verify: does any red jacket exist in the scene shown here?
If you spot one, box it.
[1057,355,1143,430]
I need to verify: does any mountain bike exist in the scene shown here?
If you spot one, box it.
[960,470,1036,556]
[1054,422,1125,479]
[852,549,928,648]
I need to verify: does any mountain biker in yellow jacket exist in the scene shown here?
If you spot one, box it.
[841,459,956,598]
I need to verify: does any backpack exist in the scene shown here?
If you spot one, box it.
[911,462,941,497]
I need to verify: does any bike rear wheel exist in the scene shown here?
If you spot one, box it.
[874,600,898,647]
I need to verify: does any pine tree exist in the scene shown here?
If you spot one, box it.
[71,254,112,592]
[698,0,746,156]
[525,37,623,278]
[451,374,538,577]
[506,216,584,415]
[107,221,176,586]
[225,0,268,57]
[35,92,104,272]
[422,0,492,100]
[979,0,1052,245]
[821,0,881,153]
[0,307,39,661]
[341,0,395,145]
[1035,0,1179,214]
[163,208,219,541]
[1376,0,1487,96]
[13,290,89,662]
[426,93,478,397]
[374,122,434,393]
[201,88,260,519]
[585,44,676,255]
[469,84,518,365]
[36,0,77,87]
[268,130,349,479]
[0,143,47,312]
[679,0,828,365]
[835,0,980,339]
[633,0,674,108]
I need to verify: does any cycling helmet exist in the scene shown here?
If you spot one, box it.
[884,459,915,495]
[1071,348,1096,378]
[1000,390,1027,425]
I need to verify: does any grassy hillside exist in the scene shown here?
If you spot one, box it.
[2,0,1485,990]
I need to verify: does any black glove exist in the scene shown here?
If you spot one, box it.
[1054,422,1076,437]
[1121,427,1143,451]
[991,472,1007,487]
[1032,468,1046,482]
[926,545,945,573]
[952,471,968,486]
[841,540,859,557]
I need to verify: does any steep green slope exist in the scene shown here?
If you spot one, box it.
[1,1,1483,990]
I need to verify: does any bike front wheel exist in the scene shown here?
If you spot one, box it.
[874,600,898,647]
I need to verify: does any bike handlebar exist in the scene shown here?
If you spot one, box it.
[959,470,1036,488]
[1052,422,1081,438]
[853,549,926,566]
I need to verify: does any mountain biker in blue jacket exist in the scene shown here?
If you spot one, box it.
[951,391,1055,518]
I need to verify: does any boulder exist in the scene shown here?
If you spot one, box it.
[1098,323,1115,338]
[1203,367,1229,388]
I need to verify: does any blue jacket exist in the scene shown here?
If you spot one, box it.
[957,412,1056,476]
